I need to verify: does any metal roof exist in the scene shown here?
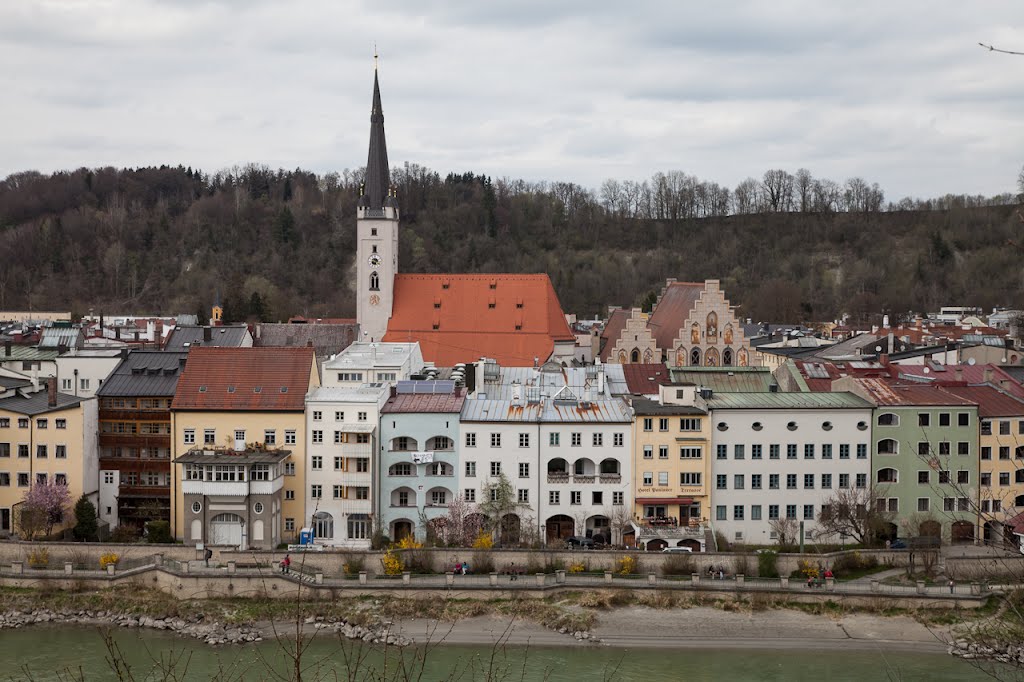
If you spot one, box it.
[383,387,467,414]
[667,367,777,393]
[705,391,872,410]
[174,448,292,465]
[163,325,251,350]
[255,322,358,357]
[460,397,632,423]
[630,397,706,416]
[0,346,60,362]
[96,351,188,397]
[0,391,85,416]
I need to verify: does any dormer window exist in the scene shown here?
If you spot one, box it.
[489,279,497,290]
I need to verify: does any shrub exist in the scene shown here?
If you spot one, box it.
[471,530,494,550]
[831,550,878,575]
[370,529,390,550]
[732,554,752,576]
[396,536,423,550]
[662,554,694,576]
[27,548,50,569]
[145,520,172,544]
[342,554,365,576]
[381,550,403,575]
[617,554,640,575]
[473,551,495,574]
[99,553,120,568]
[714,531,730,552]
[757,550,779,578]
[797,559,820,580]
[110,525,140,543]
[567,560,586,574]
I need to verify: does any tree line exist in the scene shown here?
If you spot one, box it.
[0,163,1021,325]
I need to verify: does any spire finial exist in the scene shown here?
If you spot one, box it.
[374,44,378,71]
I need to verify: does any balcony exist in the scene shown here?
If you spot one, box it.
[547,473,569,484]
[598,474,622,484]
[573,475,596,484]
[99,409,170,422]
[99,434,170,449]
[338,443,373,456]
[181,478,283,496]
[118,485,170,498]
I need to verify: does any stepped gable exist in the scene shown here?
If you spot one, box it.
[647,280,704,351]
[382,273,574,366]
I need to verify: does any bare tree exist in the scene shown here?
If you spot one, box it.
[768,516,799,549]
[817,485,893,545]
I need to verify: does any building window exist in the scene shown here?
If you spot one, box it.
[466,433,477,447]
[981,421,992,436]
[957,442,969,456]
[335,411,344,421]
[589,432,602,447]
[839,444,851,459]
[716,474,727,490]
[55,445,66,459]
[465,489,476,502]
[80,378,90,390]
[821,473,832,489]
[311,456,322,470]
[285,490,295,500]
[733,505,744,520]
[17,473,28,487]
[184,429,195,445]
[518,489,529,504]
[734,444,744,460]
[285,518,295,532]
[803,505,814,520]
[312,411,322,421]
[786,474,797,489]
[36,419,47,429]
[333,485,344,499]
[682,472,702,486]
[716,445,727,460]
[36,445,47,459]
[733,474,744,489]
[658,472,669,486]
[571,433,581,447]
[17,418,27,429]
[519,462,530,478]
[659,445,669,459]
[490,433,501,447]
[18,444,28,458]
[519,433,530,448]
[855,473,867,488]
[680,418,700,431]
[982,446,992,460]
[919,413,930,427]
[658,418,669,432]
[1001,446,1011,460]
[613,491,624,505]
[957,470,969,485]
[804,473,814,489]
[679,447,701,459]
[786,444,797,459]
[549,432,560,446]
[643,445,653,459]
[918,471,930,484]
[358,412,367,422]
[751,444,762,460]
[1001,420,1011,435]
[390,463,412,476]
[61,378,72,390]
[981,472,991,486]
[285,430,296,445]
[466,461,476,477]
[204,429,215,445]
[751,473,762,489]
[571,491,581,505]
[958,413,970,427]
[643,472,653,485]
[804,444,815,459]
[786,504,797,520]
[312,430,323,444]
[939,413,950,427]
[263,429,276,445]
[643,418,653,432]
[549,491,559,505]
[769,474,779,489]
[191,501,202,513]
[716,506,726,521]
[433,490,448,506]
[769,444,780,459]
[490,461,501,476]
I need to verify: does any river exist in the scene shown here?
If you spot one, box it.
[3,626,995,681]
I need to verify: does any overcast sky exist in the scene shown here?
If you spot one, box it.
[1,1,1022,200]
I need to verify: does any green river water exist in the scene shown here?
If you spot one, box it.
[1,627,997,681]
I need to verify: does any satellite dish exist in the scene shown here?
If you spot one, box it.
[875,346,882,353]
[967,358,977,366]
[923,367,930,374]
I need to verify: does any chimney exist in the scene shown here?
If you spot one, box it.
[984,367,994,384]
[203,327,212,342]
[146,319,155,341]
[879,353,890,366]
[115,327,121,340]
[4,340,10,357]
[954,368,963,382]
[47,377,57,407]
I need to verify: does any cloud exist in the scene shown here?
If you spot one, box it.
[0,0,1022,199]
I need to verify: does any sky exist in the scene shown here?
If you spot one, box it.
[1,1,1022,200]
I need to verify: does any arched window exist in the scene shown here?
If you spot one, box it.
[723,348,733,366]
[313,512,334,539]
[369,272,380,291]
[1016,469,1024,485]
[877,413,900,427]
[877,468,898,484]
[690,348,701,366]
[630,348,640,363]
[877,439,899,455]
[706,312,718,342]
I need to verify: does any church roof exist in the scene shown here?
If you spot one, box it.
[598,308,630,362]
[359,69,394,210]
[647,281,705,350]
[382,274,574,366]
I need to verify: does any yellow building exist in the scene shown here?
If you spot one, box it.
[943,385,1024,544]
[0,380,98,536]
[169,347,318,547]
[630,385,711,550]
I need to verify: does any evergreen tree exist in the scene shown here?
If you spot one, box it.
[274,207,296,245]
[248,291,268,322]
[72,495,98,542]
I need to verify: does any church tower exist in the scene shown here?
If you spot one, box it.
[355,64,399,342]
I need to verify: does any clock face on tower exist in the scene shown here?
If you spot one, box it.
[368,254,383,267]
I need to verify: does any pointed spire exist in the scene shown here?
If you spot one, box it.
[360,63,394,210]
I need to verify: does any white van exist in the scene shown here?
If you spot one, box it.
[662,546,693,553]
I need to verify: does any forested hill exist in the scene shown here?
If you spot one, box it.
[0,164,1021,325]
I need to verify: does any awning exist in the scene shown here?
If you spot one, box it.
[636,497,694,505]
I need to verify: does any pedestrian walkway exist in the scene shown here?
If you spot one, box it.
[843,567,904,586]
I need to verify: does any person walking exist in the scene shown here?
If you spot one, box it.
[282,554,291,575]
[204,548,212,568]
[510,562,517,581]
[949,579,955,594]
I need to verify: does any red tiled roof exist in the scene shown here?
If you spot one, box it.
[382,388,467,414]
[842,378,977,406]
[598,308,630,362]
[895,364,1024,400]
[622,363,671,394]
[936,385,1024,418]
[647,281,705,350]
[383,274,574,367]
[172,347,315,411]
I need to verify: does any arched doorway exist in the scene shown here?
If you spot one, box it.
[500,513,521,546]
[209,513,244,546]
[645,538,668,552]
[313,511,334,540]
[392,519,414,542]
[681,539,701,552]
[920,520,941,539]
[951,521,975,544]
[586,515,610,544]
[546,514,574,545]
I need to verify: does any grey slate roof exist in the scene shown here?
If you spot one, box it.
[358,69,396,210]
[96,351,189,397]
[0,391,85,415]
[705,391,872,410]
[163,325,250,350]
[460,397,633,423]
[630,397,706,416]
[255,323,357,357]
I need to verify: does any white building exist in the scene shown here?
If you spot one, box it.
[55,349,124,398]
[459,391,633,546]
[304,385,390,548]
[321,342,424,389]
[705,392,873,546]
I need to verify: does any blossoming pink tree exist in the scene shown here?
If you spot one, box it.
[19,481,71,539]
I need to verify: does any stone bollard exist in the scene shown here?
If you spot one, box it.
[604,571,613,583]
[780,576,789,588]
[182,561,190,574]
[535,572,545,587]
[970,582,980,596]
[402,571,411,585]
[489,572,498,587]
[11,562,22,575]
[870,579,879,592]
[916,580,925,594]
[227,561,236,574]
[314,572,324,585]
[155,554,164,567]
[446,571,455,586]
[825,577,835,591]
[64,562,73,575]
[271,561,279,574]
[736,574,745,587]
[359,571,367,585]
[556,569,566,584]
[648,573,657,585]
[106,564,115,576]
[691,572,700,586]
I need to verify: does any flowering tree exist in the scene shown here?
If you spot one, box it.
[19,481,71,539]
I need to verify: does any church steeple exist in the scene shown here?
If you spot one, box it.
[359,64,396,210]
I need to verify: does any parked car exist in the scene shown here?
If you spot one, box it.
[890,538,907,549]
[566,536,595,549]
[662,546,693,553]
